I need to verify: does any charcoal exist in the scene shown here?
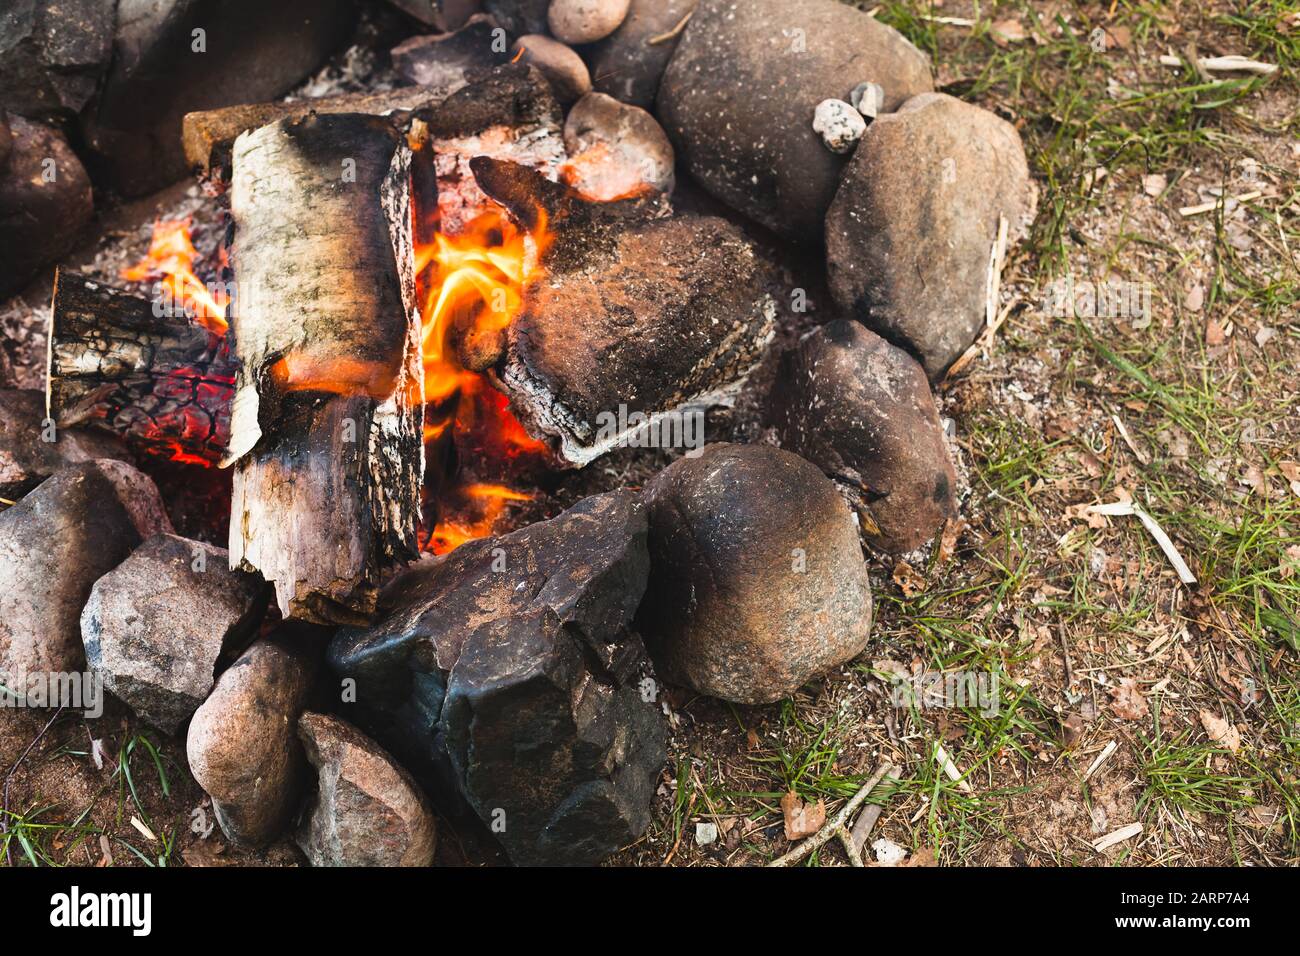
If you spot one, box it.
[469,158,778,467]
[391,14,509,90]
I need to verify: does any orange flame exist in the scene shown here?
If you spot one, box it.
[417,204,551,553]
[121,219,229,334]
[427,482,533,554]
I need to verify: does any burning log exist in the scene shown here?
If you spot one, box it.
[226,112,424,625]
[45,270,236,465]
[467,157,779,466]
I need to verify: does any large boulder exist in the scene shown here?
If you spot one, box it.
[83,0,356,196]
[656,0,932,243]
[0,389,130,501]
[638,443,872,704]
[0,460,172,679]
[768,320,958,553]
[186,636,319,846]
[587,0,696,109]
[0,117,93,297]
[826,92,1037,380]
[329,490,666,867]
[81,533,268,735]
[0,0,115,119]
[295,712,437,867]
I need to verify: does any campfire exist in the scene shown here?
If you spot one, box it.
[2,0,1037,868]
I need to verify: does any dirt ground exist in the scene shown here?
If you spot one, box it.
[2,0,1296,867]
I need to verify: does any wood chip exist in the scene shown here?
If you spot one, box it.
[130,816,157,843]
[1082,740,1118,781]
[1092,821,1143,851]
[934,743,972,792]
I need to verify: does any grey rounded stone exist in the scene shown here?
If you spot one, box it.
[656,0,932,243]
[639,443,873,704]
[510,34,591,105]
[81,533,267,735]
[0,460,171,678]
[826,92,1038,380]
[587,0,697,109]
[768,320,958,554]
[548,0,631,44]
[295,712,437,867]
[186,637,318,847]
[562,92,675,198]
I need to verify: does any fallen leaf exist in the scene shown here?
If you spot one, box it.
[1065,501,1108,529]
[1199,710,1241,753]
[1109,678,1149,720]
[781,790,826,841]
[1281,545,1300,580]
[1104,25,1131,49]
[1184,284,1204,312]
[892,560,926,597]
[936,516,967,564]
[904,846,939,867]
[990,18,1028,45]
[1279,461,1300,498]
[1062,712,1086,747]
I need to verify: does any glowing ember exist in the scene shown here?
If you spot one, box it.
[559,142,656,203]
[417,204,551,553]
[121,219,229,334]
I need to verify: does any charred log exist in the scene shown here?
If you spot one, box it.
[46,270,236,465]
[226,112,424,625]
[468,157,779,467]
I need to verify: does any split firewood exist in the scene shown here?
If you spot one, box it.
[46,270,237,464]
[468,157,779,467]
[182,85,466,180]
[226,112,424,625]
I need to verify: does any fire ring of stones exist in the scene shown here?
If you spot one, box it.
[1,0,1036,867]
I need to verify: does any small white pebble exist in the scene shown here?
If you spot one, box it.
[813,99,866,154]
